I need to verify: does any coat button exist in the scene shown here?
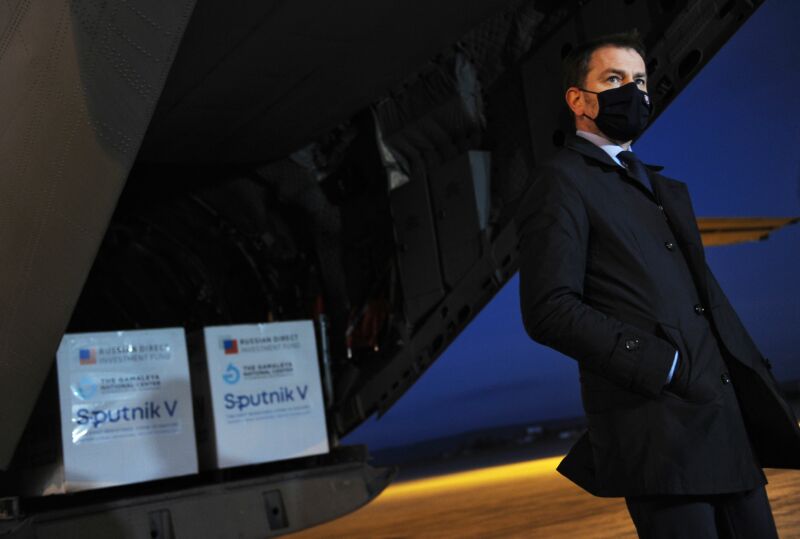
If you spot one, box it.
[693,304,706,315]
[657,205,664,212]
[721,372,731,384]
[664,241,675,251]
[625,338,640,351]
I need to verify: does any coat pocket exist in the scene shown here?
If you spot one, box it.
[657,322,717,405]
[657,322,687,388]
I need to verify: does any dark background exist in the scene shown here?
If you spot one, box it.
[343,0,800,451]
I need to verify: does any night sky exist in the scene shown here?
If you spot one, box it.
[343,0,800,451]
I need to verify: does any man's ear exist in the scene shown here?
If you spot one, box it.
[565,87,583,117]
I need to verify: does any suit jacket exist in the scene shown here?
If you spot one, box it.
[515,133,800,497]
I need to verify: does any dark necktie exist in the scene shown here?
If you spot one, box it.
[617,150,653,194]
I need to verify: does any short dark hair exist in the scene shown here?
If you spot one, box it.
[562,30,646,92]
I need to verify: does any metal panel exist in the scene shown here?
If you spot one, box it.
[390,167,445,324]
[429,151,491,288]
[0,0,197,468]
[1,448,394,539]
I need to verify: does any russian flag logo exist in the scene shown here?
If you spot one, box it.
[223,339,239,355]
[79,348,96,365]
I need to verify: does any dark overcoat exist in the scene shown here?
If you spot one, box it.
[515,133,800,497]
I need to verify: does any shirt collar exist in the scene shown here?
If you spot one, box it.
[575,130,629,166]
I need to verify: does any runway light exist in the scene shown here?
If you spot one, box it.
[381,455,565,498]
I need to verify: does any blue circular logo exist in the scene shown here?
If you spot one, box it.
[74,375,98,400]
[223,363,241,385]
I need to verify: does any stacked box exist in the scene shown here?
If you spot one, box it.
[203,320,329,468]
[55,328,198,491]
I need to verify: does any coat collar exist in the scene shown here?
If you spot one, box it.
[564,133,666,172]
[563,133,689,196]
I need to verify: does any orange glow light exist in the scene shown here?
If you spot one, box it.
[380,455,565,499]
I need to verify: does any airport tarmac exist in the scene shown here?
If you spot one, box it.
[288,389,800,538]
[289,454,800,538]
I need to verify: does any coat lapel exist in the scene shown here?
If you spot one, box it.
[564,134,711,307]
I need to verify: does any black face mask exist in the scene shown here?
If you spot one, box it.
[580,82,653,142]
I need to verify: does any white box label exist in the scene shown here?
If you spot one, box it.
[204,320,329,468]
[56,328,198,490]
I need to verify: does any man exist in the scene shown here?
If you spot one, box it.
[515,31,800,538]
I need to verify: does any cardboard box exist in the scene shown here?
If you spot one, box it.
[202,321,329,468]
[54,328,198,492]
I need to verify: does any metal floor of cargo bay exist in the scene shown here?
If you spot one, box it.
[288,458,800,538]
